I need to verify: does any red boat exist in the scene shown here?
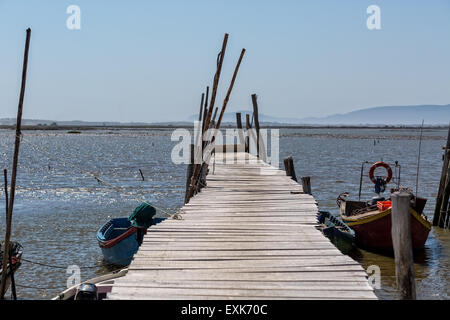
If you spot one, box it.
[338,161,431,250]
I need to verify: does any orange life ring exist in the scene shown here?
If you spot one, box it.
[368,161,392,184]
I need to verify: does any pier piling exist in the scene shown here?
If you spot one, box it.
[301,176,312,195]
[391,191,416,300]
[433,124,450,226]
[283,156,297,182]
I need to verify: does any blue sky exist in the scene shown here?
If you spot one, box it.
[1,0,450,122]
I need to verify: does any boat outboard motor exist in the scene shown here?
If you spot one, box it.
[75,283,98,300]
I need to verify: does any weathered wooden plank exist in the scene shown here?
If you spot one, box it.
[108,287,377,300]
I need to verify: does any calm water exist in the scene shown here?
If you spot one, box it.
[0,127,448,300]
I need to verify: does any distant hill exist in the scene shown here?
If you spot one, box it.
[190,105,450,125]
[299,105,450,125]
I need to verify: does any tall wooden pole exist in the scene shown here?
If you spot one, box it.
[391,191,416,300]
[202,33,228,134]
[1,28,31,299]
[213,49,246,134]
[433,123,450,226]
[251,94,260,157]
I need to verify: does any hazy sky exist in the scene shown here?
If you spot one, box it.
[1,0,450,122]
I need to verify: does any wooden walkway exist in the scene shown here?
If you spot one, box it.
[108,152,377,300]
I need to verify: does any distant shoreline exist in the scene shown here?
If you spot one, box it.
[0,124,448,131]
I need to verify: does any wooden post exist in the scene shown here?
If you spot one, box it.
[433,124,450,226]
[245,114,251,153]
[283,156,297,182]
[1,28,30,299]
[391,191,416,300]
[198,93,205,122]
[184,144,195,204]
[438,164,450,227]
[138,169,145,181]
[251,94,260,157]
[202,87,209,134]
[301,177,312,195]
[236,112,245,147]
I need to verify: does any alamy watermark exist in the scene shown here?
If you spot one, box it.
[66,5,81,30]
[366,5,381,30]
[66,265,81,288]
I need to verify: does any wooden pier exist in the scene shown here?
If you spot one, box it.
[108,152,377,300]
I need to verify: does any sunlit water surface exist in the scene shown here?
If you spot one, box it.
[0,127,448,299]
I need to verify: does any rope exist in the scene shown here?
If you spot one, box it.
[15,283,60,290]
[15,133,176,216]
[21,257,125,270]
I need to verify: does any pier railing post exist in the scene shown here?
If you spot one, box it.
[251,94,260,158]
[301,177,312,195]
[184,144,195,204]
[245,114,251,153]
[391,191,416,300]
[283,156,297,182]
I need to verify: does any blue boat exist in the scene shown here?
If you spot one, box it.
[96,203,165,266]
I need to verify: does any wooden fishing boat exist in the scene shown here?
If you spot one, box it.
[52,268,128,300]
[340,198,431,250]
[317,211,355,253]
[336,160,431,250]
[97,203,164,266]
[0,241,23,296]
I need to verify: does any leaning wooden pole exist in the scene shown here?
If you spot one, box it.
[213,48,246,134]
[202,33,229,134]
[251,94,261,158]
[391,191,416,300]
[433,124,450,226]
[1,28,31,299]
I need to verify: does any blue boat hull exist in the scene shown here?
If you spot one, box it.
[97,217,165,266]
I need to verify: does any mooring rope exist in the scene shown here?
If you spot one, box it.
[21,257,126,271]
[15,133,176,216]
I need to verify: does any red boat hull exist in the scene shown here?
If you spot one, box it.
[342,209,431,250]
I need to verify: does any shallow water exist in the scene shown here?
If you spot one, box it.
[0,127,448,299]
